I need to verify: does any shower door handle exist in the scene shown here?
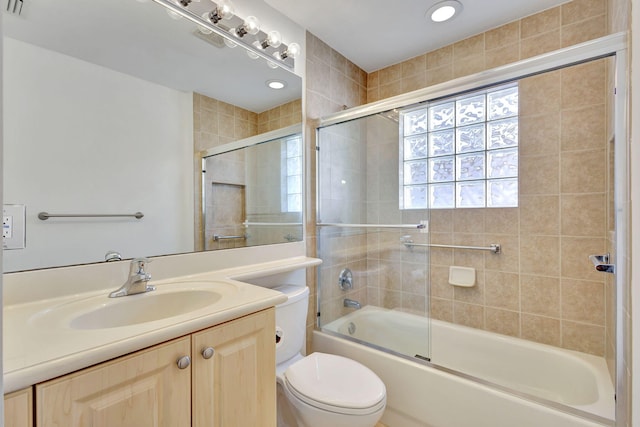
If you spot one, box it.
[589,253,615,274]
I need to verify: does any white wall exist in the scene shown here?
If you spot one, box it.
[3,38,194,272]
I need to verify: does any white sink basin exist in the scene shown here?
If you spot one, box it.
[29,281,238,330]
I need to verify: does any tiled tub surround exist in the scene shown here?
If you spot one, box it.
[318,58,611,360]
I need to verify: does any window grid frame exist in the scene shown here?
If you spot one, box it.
[400,83,519,210]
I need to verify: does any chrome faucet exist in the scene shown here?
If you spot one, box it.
[343,298,361,309]
[109,258,155,298]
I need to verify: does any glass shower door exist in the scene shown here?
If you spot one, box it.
[316,110,432,362]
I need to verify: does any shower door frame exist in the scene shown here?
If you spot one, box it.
[316,32,630,426]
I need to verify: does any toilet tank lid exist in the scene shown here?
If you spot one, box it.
[273,285,309,306]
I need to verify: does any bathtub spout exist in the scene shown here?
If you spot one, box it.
[344,298,361,309]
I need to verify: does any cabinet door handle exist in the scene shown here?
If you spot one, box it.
[177,355,191,369]
[201,347,215,359]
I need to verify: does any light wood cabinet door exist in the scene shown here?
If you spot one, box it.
[36,336,191,427]
[5,388,33,427]
[192,308,276,427]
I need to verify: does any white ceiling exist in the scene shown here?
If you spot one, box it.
[265,0,570,72]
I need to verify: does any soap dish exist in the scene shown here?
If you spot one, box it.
[448,266,476,287]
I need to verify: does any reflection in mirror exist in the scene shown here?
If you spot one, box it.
[2,0,303,272]
[202,125,303,250]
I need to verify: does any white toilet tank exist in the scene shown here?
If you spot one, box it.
[273,285,309,365]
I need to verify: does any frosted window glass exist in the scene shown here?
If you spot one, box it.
[429,102,455,131]
[488,148,518,178]
[456,124,485,153]
[488,118,518,149]
[429,183,455,209]
[488,179,518,207]
[456,95,485,126]
[429,156,455,182]
[457,181,486,207]
[404,160,427,185]
[400,83,518,209]
[457,153,485,181]
[429,130,454,157]
[404,109,428,136]
[287,138,302,157]
[404,186,427,209]
[404,134,428,160]
[488,86,518,120]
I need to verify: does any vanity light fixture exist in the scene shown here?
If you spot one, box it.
[207,0,234,23]
[279,42,301,60]
[266,80,286,90]
[235,15,260,37]
[148,0,300,72]
[261,30,282,49]
[426,0,463,23]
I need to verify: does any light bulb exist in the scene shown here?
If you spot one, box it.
[261,30,282,49]
[166,9,183,20]
[224,28,238,48]
[198,12,213,34]
[431,5,456,22]
[281,42,300,59]
[247,41,261,59]
[236,16,260,37]
[209,0,235,23]
[166,0,184,19]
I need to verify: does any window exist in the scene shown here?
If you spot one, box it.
[282,135,302,212]
[400,83,519,209]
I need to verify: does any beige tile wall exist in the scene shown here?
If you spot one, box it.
[425,59,609,356]
[367,0,608,103]
[305,32,368,350]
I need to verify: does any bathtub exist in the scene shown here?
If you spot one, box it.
[316,305,615,427]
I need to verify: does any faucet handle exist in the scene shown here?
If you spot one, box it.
[130,257,151,275]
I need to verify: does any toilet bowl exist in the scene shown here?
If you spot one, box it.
[274,285,386,427]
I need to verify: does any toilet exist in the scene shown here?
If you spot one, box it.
[274,285,386,427]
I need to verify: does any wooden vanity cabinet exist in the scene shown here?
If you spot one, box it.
[36,336,192,427]
[5,387,33,427]
[192,307,276,427]
[34,308,276,427]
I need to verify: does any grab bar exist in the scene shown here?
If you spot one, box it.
[401,237,501,254]
[38,212,144,220]
[317,222,427,229]
[213,234,247,241]
[243,221,302,227]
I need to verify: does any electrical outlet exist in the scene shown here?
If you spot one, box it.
[3,205,26,249]
[3,216,13,239]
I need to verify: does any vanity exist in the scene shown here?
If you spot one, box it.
[3,254,321,427]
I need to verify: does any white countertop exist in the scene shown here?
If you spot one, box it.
[4,256,321,393]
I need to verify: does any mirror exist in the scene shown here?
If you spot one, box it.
[202,125,303,250]
[2,0,303,272]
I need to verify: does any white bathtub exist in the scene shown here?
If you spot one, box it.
[316,305,615,427]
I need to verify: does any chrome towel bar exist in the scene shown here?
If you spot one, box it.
[402,238,501,254]
[317,222,426,229]
[213,234,247,241]
[38,212,144,220]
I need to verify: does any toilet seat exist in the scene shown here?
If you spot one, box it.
[283,352,386,416]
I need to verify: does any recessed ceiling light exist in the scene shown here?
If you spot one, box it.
[426,0,463,23]
[266,79,286,90]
